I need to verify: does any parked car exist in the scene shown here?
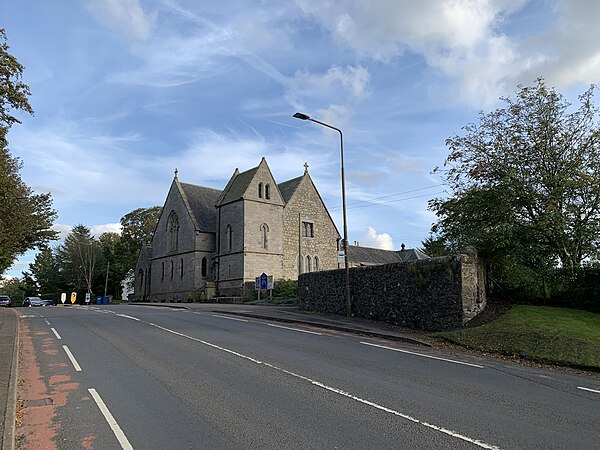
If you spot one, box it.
[0,295,11,307]
[42,299,56,306]
[23,296,45,307]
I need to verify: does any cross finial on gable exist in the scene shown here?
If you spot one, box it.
[304,162,309,174]
[174,168,178,179]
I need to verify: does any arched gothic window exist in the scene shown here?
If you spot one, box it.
[314,256,320,271]
[265,184,270,200]
[260,223,269,249]
[170,260,174,280]
[201,257,207,278]
[161,262,165,281]
[306,255,312,273]
[166,211,180,252]
[226,225,233,251]
[258,182,263,198]
[138,269,144,290]
[180,258,184,278]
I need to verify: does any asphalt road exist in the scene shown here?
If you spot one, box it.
[16,305,600,449]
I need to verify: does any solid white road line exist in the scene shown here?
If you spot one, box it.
[267,323,322,335]
[63,345,82,372]
[577,386,600,394]
[361,342,485,369]
[148,322,498,449]
[211,314,249,322]
[51,328,62,340]
[116,314,140,321]
[88,388,134,450]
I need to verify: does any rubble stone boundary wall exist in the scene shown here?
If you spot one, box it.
[298,254,486,331]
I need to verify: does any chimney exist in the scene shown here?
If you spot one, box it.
[354,241,360,246]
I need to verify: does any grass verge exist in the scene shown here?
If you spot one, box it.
[436,305,600,370]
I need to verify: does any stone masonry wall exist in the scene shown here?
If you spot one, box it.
[298,255,486,331]
[282,175,339,279]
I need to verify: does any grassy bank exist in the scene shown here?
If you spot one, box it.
[437,306,600,370]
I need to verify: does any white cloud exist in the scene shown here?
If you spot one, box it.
[52,224,72,241]
[291,65,371,99]
[86,0,156,42]
[295,0,527,106]
[520,0,600,87]
[91,223,123,237]
[361,226,395,250]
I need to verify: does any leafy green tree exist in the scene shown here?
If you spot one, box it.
[0,28,33,129]
[420,234,452,257]
[430,78,600,296]
[0,276,28,304]
[55,225,99,295]
[27,246,61,297]
[113,206,161,289]
[0,28,57,274]
[95,232,122,297]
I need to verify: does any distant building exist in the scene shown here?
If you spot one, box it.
[347,243,429,267]
[134,158,340,301]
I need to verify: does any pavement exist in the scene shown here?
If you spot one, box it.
[0,307,18,450]
[0,302,430,450]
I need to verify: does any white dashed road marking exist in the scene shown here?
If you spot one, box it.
[63,345,82,372]
[88,388,134,450]
[51,328,62,340]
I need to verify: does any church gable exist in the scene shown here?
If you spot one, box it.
[281,168,340,278]
[152,179,198,256]
[285,173,339,237]
[217,157,284,207]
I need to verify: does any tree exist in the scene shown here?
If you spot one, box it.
[113,206,161,288]
[0,28,33,129]
[55,225,99,294]
[0,28,57,274]
[27,246,61,297]
[96,232,122,297]
[430,78,600,294]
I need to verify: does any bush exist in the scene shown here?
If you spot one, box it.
[491,265,600,313]
[273,279,297,301]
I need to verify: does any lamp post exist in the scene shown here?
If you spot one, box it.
[293,112,352,317]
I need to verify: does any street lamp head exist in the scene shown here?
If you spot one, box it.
[293,112,310,120]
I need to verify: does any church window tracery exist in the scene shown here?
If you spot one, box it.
[258,183,263,198]
[226,225,233,251]
[265,184,270,200]
[260,223,269,249]
[302,221,314,237]
[201,257,207,277]
[166,211,180,252]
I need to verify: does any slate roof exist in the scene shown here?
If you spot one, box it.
[348,245,430,266]
[277,176,303,203]
[348,245,402,265]
[179,182,222,232]
[397,248,430,262]
[218,166,258,205]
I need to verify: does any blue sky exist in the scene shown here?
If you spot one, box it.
[2,0,599,277]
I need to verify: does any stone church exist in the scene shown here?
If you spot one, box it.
[134,158,340,302]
